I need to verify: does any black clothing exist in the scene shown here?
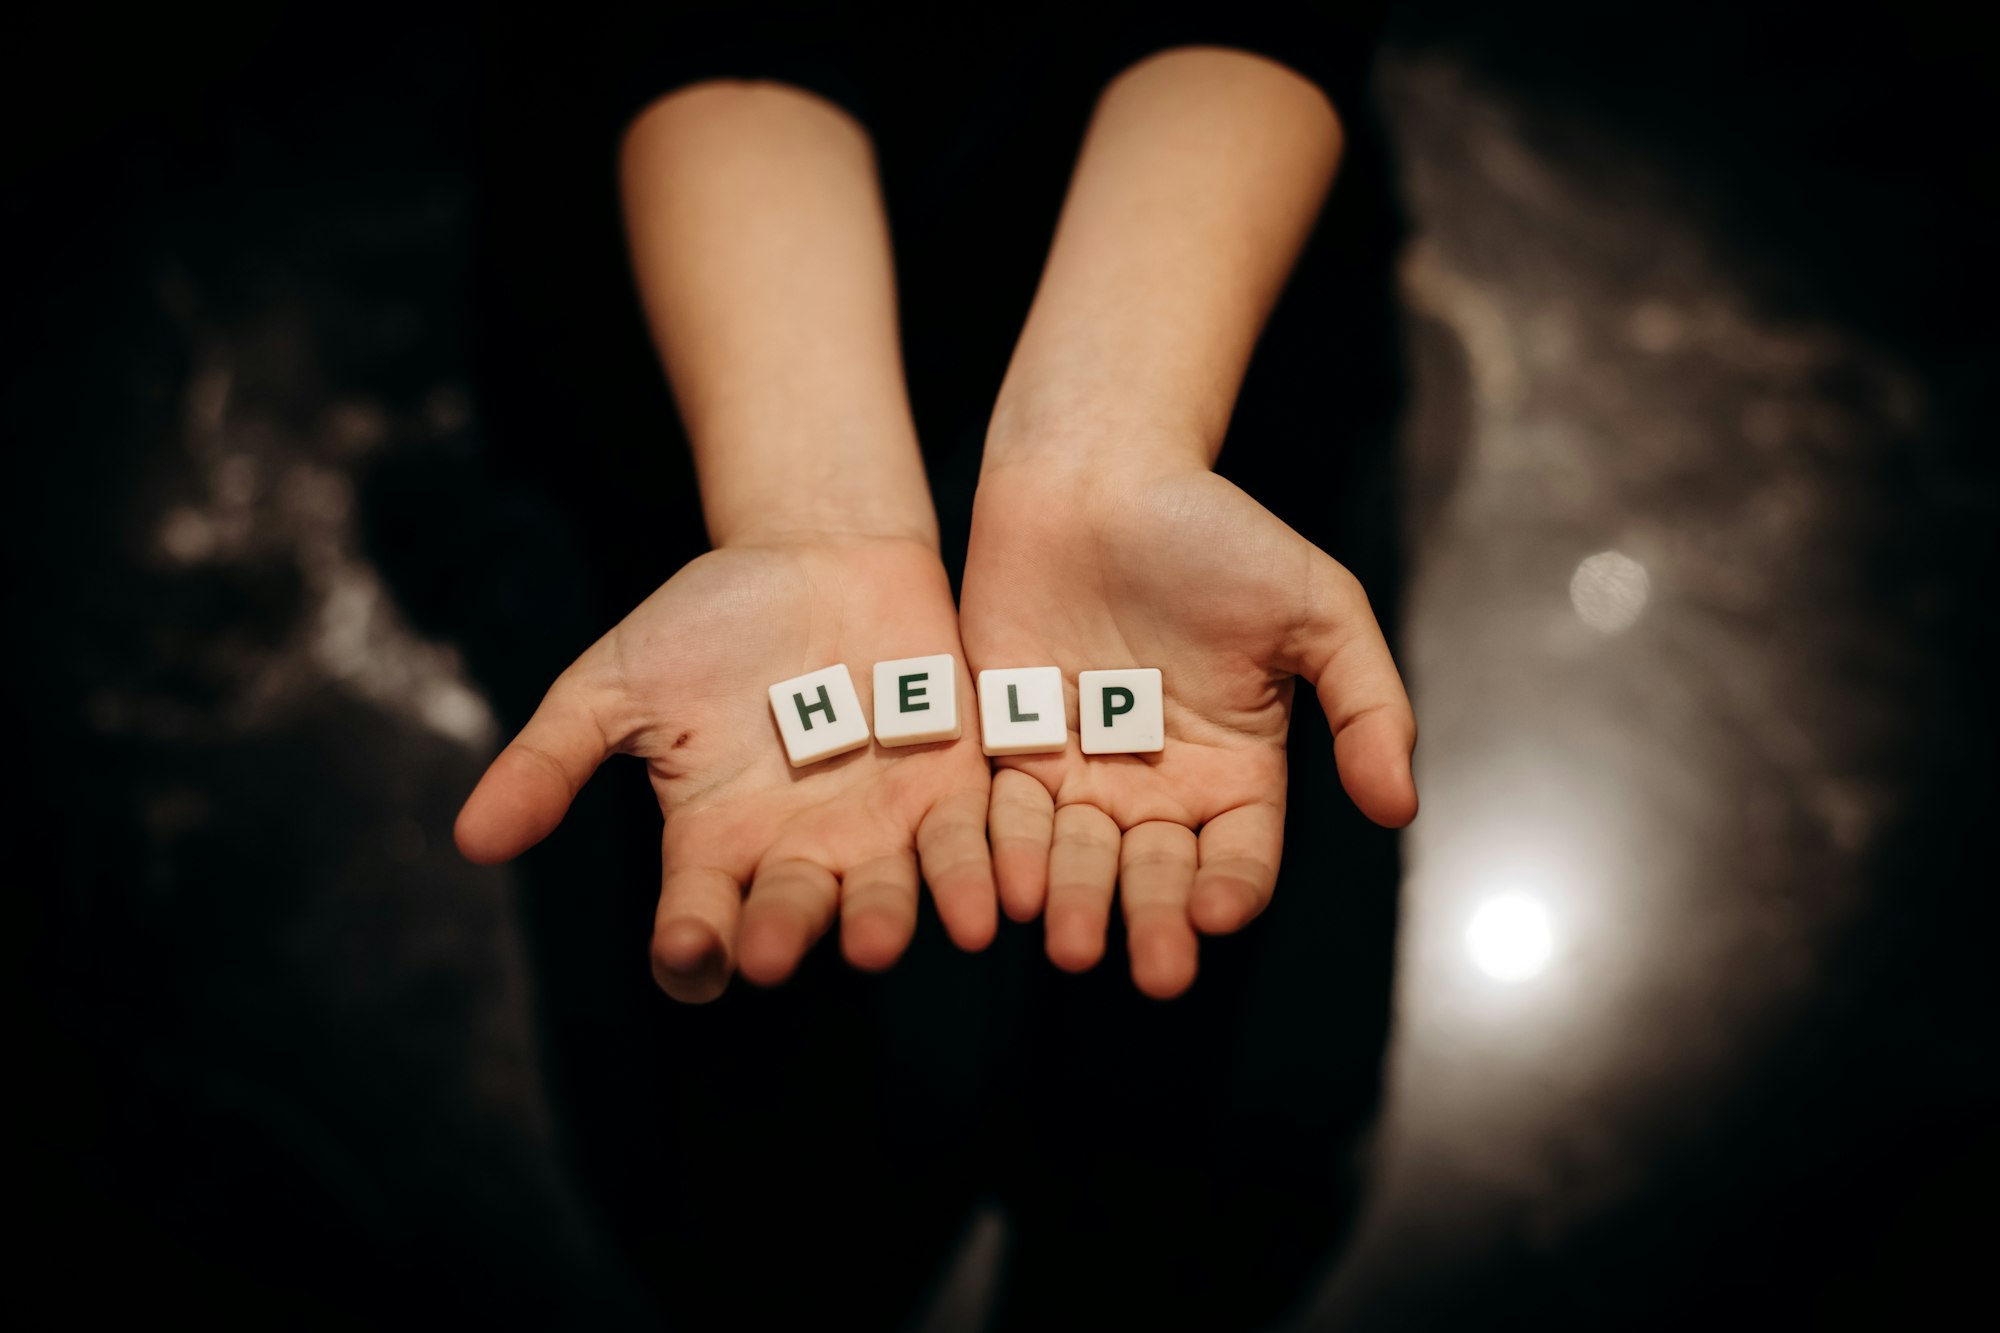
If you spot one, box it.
[470,4,1406,1326]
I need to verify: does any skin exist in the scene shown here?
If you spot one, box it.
[455,82,995,1001]
[456,48,1418,1004]
[962,49,1418,1000]
[455,536,996,1002]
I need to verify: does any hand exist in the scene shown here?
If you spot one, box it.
[959,458,1417,999]
[454,535,998,1002]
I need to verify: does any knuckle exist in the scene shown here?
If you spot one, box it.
[924,852,992,886]
[843,881,908,914]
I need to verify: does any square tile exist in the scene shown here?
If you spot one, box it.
[768,663,870,768]
[872,654,962,747]
[1079,668,1164,755]
[977,666,1068,756]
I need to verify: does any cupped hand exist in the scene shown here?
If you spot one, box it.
[454,535,997,1002]
[958,461,1417,999]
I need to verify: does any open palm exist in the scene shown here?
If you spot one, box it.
[960,465,1417,998]
[455,536,997,1002]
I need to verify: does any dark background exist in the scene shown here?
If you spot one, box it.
[6,3,1993,1328]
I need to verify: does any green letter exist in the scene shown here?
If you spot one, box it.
[898,672,930,713]
[1101,686,1135,729]
[794,684,835,731]
[1007,683,1039,723]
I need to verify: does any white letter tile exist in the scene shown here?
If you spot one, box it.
[977,666,1068,756]
[768,664,870,768]
[1079,668,1163,755]
[872,654,961,747]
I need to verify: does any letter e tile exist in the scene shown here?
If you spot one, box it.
[872,654,962,747]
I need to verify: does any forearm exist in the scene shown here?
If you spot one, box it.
[620,81,937,548]
[985,47,1343,475]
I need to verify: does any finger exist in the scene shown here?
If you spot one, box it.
[918,789,999,952]
[1190,803,1284,936]
[1289,552,1420,828]
[454,673,613,864]
[1044,803,1120,973]
[989,768,1056,923]
[651,865,742,1003]
[1119,821,1199,1000]
[737,858,840,987]
[840,850,920,973]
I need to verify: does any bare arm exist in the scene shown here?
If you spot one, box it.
[457,81,996,1002]
[985,47,1344,472]
[962,48,1414,999]
[620,80,938,548]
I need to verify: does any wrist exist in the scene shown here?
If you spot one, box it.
[971,443,1206,543]
[700,428,942,552]
[980,397,1215,490]
[710,508,940,552]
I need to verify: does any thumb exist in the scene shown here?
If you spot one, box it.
[1286,548,1419,829]
[455,673,616,864]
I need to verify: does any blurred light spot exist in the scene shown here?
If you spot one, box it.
[418,680,496,746]
[1466,893,1554,982]
[159,508,217,563]
[314,570,377,680]
[1570,550,1651,633]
